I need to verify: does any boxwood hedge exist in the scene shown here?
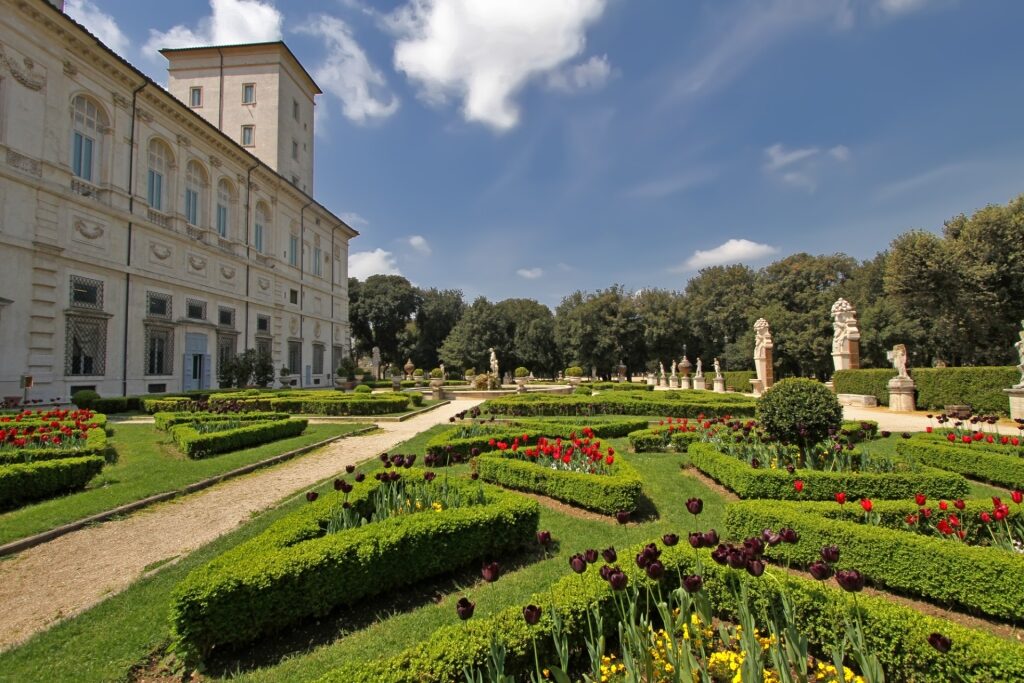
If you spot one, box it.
[627,427,701,453]
[476,451,642,514]
[0,455,105,510]
[482,391,756,419]
[153,411,290,431]
[896,438,1024,489]
[0,427,107,465]
[317,541,1024,683]
[169,473,539,656]
[688,443,969,501]
[833,367,1019,415]
[169,419,308,459]
[725,499,1024,622]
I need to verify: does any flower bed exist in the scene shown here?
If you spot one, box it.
[476,434,642,514]
[168,419,308,459]
[0,455,106,510]
[316,541,1024,683]
[481,391,757,419]
[0,408,109,433]
[896,438,1024,489]
[688,443,969,500]
[725,498,1024,622]
[630,418,878,454]
[0,426,107,465]
[169,470,539,656]
[153,411,290,431]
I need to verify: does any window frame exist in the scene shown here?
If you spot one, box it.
[65,315,107,377]
[185,298,207,321]
[241,125,255,147]
[147,139,171,211]
[144,325,174,376]
[69,275,103,310]
[71,95,106,183]
[189,86,203,108]
[146,291,172,319]
[218,306,235,328]
[242,83,256,105]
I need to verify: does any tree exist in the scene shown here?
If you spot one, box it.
[439,297,507,373]
[554,286,645,378]
[634,289,686,372]
[409,288,465,370]
[494,299,559,374]
[348,275,420,366]
[682,265,757,367]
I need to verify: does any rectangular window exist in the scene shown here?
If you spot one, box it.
[287,341,301,375]
[216,204,228,237]
[292,98,299,121]
[218,307,234,328]
[185,188,199,225]
[256,314,270,332]
[70,275,103,310]
[217,334,236,373]
[243,83,255,104]
[186,299,206,320]
[313,247,322,277]
[254,221,264,253]
[144,326,173,375]
[65,316,107,376]
[289,235,299,267]
[147,383,167,394]
[189,87,202,108]
[312,344,325,374]
[147,170,163,210]
[146,291,171,319]
[292,140,299,161]
[289,289,299,305]
[241,125,255,147]
[72,132,94,182]
[255,336,271,358]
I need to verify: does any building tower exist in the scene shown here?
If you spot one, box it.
[161,43,321,194]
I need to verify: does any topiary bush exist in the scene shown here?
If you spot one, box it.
[353,384,372,394]
[565,366,584,377]
[757,378,842,454]
[514,366,530,378]
[573,386,592,396]
[71,389,100,409]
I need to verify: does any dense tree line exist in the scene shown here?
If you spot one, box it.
[348,195,1024,380]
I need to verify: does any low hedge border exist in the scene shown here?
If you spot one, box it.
[169,473,540,656]
[896,439,1024,490]
[2,412,110,433]
[144,394,413,416]
[688,443,969,501]
[476,451,643,514]
[153,411,290,431]
[482,391,757,419]
[317,541,1024,683]
[725,499,1024,622]
[583,382,654,392]
[833,367,1019,415]
[627,427,701,453]
[0,455,106,510]
[169,419,308,459]
[0,427,108,465]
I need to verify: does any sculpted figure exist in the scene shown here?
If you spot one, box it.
[489,348,499,377]
[887,344,909,380]
[1014,320,1024,388]
[753,318,774,386]
[695,357,703,378]
[713,357,722,379]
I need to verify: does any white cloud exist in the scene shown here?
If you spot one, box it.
[349,248,401,279]
[297,16,399,123]
[675,239,779,272]
[546,55,611,93]
[763,142,849,192]
[407,235,432,255]
[340,212,369,228]
[764,143,819,171]
[390,0,608,130]
[144,0,282,56]
[829,144,851,161]
[66,0,130,56]
[781,171,817,192]
[625,168,718,199]
[516,267,544,279]
[878,0,929,14]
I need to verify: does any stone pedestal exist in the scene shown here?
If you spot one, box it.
[669,376,680,389]
[887,377,916,412]
[693,377,706,391]
[516,381,528,394]
[1005,388,1024,421]
[832,347,860,372]
[713,377,726,393]
[432,387,444,401]
[838,393,879,408]
[659,376,668,387]
[750,379,764,397]
[681,376,694,390]
[647,374,657,386]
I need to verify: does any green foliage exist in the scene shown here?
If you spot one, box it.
[349,274,421,365]
[0,427,108,465]
[756,378,843,449]
[482,391,757,419]
[152,411,289,432]
[90,397,139,414]
[408,288,466,371]
[726,499,1024,622]
[627,427,700,453]
[0,456,105,510]
[169,474,539,656]
[833,367,1019,414]
[408,392,424,407]
[585,382,654,392]
[353,384,372,394]
[555,287,645,379]
[476,452,643,515]
[896,439,1024,489]
[438,297,508,376]
[573,386,592,396]
[565,366,584,377]
[688,443,969,500]
[317,541,1024,683]
[514,366,530,378]
[430,368,444,378]
[71,389,100,409]
[169,419,308,459]
[722,370,756,391]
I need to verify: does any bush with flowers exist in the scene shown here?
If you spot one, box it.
[896,429,1024,489]
[169,465,540,658]
[476,429,643,515]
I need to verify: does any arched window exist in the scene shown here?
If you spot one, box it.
[216,178,235,238]
[147,139,173,211]
[71,95,107,183]
[254,202,268,253]
[184,160,207,226]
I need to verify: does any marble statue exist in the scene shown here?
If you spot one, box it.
[371,346,381,379]
[713,357,722,379]
[831,298,862,370]
[659,361,665,377]
[887,344,909,380]
[671,359,678,376]
[753,318,774,388]
[695,357,703,378]
[439,363,446,379]
[489,348,499,378]
[1014,320,1024,388]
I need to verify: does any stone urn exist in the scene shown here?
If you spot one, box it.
[404,358,415,379]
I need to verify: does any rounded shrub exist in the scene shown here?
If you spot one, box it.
[71,389,100,409]
[353,384,372,394]
[565,366,584,378]
[756,378,842,452]
[573,386,592,396]
[514,366,530,378]
[430,368,443,379]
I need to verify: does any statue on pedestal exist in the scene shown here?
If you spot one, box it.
[753,318,774,388]
[670,359,678,377]
[489,348,499,378]
[831,298,861,371]
[1014,320,1024,389]
[887,344,909,380]
[695,357,703,378]
[713,357,722,379]
[659,361,665,377]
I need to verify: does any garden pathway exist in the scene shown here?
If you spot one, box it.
[0,398,479,653]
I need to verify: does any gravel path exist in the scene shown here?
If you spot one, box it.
[0,399,478,653]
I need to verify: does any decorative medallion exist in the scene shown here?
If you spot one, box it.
[257,277,270,291]
[150,243,171,261]
[73,219,104,240]
[188,255,207,271]
[220,265,236,280]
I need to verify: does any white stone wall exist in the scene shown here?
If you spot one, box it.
[0,0,354,401]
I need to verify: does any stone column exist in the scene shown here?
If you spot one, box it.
[831,298,861,372]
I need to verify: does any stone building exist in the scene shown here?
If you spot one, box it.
[0,0,358,400]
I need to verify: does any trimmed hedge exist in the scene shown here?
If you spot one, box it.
[833,367,1019,415]
[482,391,757,419]
[896,439,1024,490]
[0,455,105,510]
[0,427,107,465]
[722,370,756,391]
[153,411,290,431]
[317,541,1024,683]
[627,427,701,453]
[726,499,1024,622]
[169,473,540,655]
[688,443,969,501]
[2,412,110,433]
[476,451,643,514]
[584,382,654,392]
[169,419,308,459]
[144,392,413,416]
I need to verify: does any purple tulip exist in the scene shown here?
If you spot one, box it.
[608,569,628,591]
[702,529,719,546]
[746,559,765,577]
[584,548,599,564]
[835,569,865,593]
[645,560,666,581]
[333,478,345,491]
[599,564,614,581]
[682,574,703,593]
[424,471,436,482]
[662,533,679,547]
[306,491,318,503]
[345,464,355,474]
[569,554,588,574]
[635,551,650,569]
[820,545,840,564]
[470,472,479,481]
[688,532,704,549]
[711,544,729,565]
[523,604,542,626]
[780,528,799,544]
[685,498,704,515]
[601,547,617,563]
[928,632,952,654]
[808,560,833,581]
[616,510,631,524]
[481,561,501,583]
[537,530,552,546]
[456,597,475,620]
[354,472,365,483]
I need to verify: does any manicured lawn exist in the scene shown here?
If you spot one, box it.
[0,422,371,547]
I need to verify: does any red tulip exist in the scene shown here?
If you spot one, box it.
[859,498,873,513]
[794,480,804,493]
[980,511,992,523]
[835,492,847,505]
[915,493,926,506]
[938,501,948,511]
[1013,490,1023,505]
[947,433,956,442]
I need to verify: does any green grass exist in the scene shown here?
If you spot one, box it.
[0,422,370,547]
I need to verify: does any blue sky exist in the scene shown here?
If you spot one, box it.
[66,0,1024,307]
